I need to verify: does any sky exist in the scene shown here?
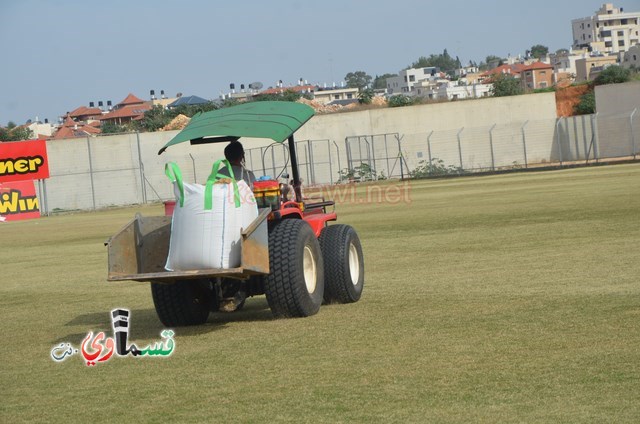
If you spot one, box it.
[1,0,638,126]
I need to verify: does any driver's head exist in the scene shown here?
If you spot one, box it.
[224,141,245,165]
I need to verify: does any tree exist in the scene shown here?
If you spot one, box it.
[481,55,503,71]
[575,91,595,115]
[529,44,549,59]
[137,105,172,132]
[409,49,459,73]
[594,65,631,85]
[490,74,523,97]
[253,89,301,102]
[100,121,128,134]
[388,94,414,107]
[372,73,397,89]
[0,123,33,141]
[358,88,374,104]
[344,71,372,90]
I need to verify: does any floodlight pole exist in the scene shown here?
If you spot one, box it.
[288,135,303,202]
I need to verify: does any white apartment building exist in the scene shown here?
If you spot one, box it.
[572,3,640,54]
[386,67,440,94]
[413,79,492,101]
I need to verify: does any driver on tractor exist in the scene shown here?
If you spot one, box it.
[218,141,256,189]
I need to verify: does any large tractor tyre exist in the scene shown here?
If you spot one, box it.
[151,279,212,326]
[319,224,364,304]
[264,219,325,318]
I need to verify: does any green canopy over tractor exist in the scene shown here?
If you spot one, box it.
[158,101,315,155]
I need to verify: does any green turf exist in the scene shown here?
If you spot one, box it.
[1,164,639,423]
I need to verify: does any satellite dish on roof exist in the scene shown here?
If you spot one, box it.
[249,82,263,90]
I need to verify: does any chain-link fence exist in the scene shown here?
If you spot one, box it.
[34,109,639,214]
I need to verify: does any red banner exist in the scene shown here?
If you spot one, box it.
[0,139,50,183]
[0,180,41,221]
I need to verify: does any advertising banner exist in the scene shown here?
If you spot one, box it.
[0,139,50,183]
[0,180,41,221]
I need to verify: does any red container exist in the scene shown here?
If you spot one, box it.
[164,201,176,216]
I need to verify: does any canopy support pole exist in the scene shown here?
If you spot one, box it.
[288,135,302,202]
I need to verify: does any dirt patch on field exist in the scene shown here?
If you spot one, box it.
[556,85,592,117]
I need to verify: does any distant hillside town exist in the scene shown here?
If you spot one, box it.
[2,2,639,142]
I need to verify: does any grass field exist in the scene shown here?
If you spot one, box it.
[1,163,639,423]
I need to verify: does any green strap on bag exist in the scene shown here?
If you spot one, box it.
[205,159,241,210]
[164,162,185,207]
[165,160,241,210]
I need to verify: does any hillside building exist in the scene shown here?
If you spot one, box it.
[572,3,640,54]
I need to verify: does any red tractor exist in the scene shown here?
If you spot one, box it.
[106,101,364,326]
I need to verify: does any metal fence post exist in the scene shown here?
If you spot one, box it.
[630,109,637,160]
[457,127,464,171]
[345,137,352,173]
[86,136,96,210]
[521,121,529,168]
[396,134,405,180]
[188,153,197,183]
[572,116,580,161]
[555,118,564,166]
[135,132,147,203]
[581,115,589,163]
[427,131,434,174]
[593,112,599,163]
[334,140,342,182]
[488,124,496,171]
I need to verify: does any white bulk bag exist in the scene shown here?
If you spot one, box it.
[164,160,258,271]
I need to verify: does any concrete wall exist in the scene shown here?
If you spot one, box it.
[39,93,572,212]
[596,81,640,115]
[595,81,640,159]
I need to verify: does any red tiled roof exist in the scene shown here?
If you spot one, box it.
[259,84,316,95]
[118,93,145,106]
[521,61,554,71]
[100,104,151,120]
[68,106,103,118]
[52,123,101,139]
[481,64,526,77]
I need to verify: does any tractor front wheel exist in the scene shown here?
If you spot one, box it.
[151,279,212,326]
[319,224,364,303]
[264,219,324,318]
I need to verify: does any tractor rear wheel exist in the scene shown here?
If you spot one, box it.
[319,224,364,303]
[264,219,324,318]
[151,279,212,326]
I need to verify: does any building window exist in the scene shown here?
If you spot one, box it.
[618,30,624,36]
[588,23,591,28]
[633,55,637,61]
[334,95,339,100]
[602,30,611,37]
[540,82,548,88]
[403,76,407,82]
[409,75,415,82]
[540,71,546,75]
[605,41,613,47]
[621,19,628,25]
[619,40,625,47]
[346,94,353,99]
